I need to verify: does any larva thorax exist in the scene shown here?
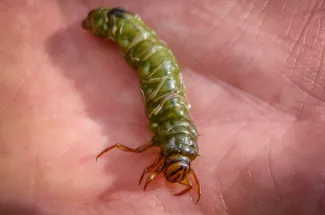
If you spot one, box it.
[83,7,199,187]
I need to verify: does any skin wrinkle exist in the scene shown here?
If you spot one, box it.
[279,121,304,197]
[266,145,280,200]
[214,0,238,27]
[315,12,322,40]
[280,19,310,79]
[253,0,271,39]
[185,0,221,29]
[187,1,239,67]
[283,5,298,38]
[290,52,317,76]
[195,1,260,68]
[1,67,34,113]
[241,2,256,26]
[284,134,324,211]
[279,48,325,115]
[179,15,197,59]
[219,122,292,204]
[191,0,282,86]
[297,45,325,117]
[252,2,291,44]
[200,24,245,65]
[218,78,279,113]
[283,144,296,183]
[198,74,277,119]
[215,121,249,167]
[302,22,311,46]
[196,92,221,122]
[278,71,325,105]
[219,192,229,215]
[294,3,325,116]
[190,66,279,122]
[227,136,273,191]
[237,87,290,122]
[281,7,303,59]
[279,30,325,55]
[217,140,238,169]
[196,5,256,74]
[185,2,221,47]
[197,3,320,116]
[307,16,325,93]
[282,0,318,77]
[287,41,305,78]
[236,93,273,116]
[294,71,320,118]
[208,79,295,125]
[214,176,229,215]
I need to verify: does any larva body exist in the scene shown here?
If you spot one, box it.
[82,7,200,202]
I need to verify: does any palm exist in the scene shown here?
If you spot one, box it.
[1,0,325,215]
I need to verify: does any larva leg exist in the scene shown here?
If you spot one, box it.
[139,163,156,185]
[174,170,201,203]
[191,170,201,203]
[142,157,164,190]
[96,141,153,161]
[144,172,159,190]
[174,178,192,196]
[139,156,162,185]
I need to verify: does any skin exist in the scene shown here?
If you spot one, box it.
[0,0,325,214]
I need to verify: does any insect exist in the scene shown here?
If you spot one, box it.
[82,7,201,203]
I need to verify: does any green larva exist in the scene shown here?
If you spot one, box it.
[82,7,201,203]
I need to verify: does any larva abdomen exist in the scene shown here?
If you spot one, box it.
[104,9,191,128]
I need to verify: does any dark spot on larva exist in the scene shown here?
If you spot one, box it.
[181,168,187,180]
[168,158,190,166]
[170,169,179,176]
[172,175,180,182]
[107,7,130,17]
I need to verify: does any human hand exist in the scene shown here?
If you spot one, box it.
[1,0,325,214]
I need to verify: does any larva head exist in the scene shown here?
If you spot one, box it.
[82,7,128,39]
[164,154,191,183]
[161,133,198,182]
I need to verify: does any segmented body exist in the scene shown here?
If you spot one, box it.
[82,7,201,203]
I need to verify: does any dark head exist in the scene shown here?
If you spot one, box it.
[82,7,128,38]
[160,133,198,182]
[164,154,191,183]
